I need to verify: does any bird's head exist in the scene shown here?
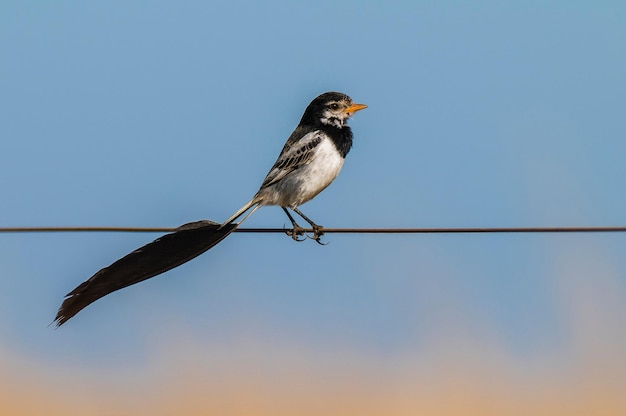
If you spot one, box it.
[301,92,367,128]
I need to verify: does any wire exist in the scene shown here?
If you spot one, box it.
[2,226,626,233]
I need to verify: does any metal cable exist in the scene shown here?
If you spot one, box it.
[2,226,626,233]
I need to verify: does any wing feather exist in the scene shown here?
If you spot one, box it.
[259,130,322,189]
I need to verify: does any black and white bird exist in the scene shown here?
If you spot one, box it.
[54,92,366,326]
[223,91,367,241]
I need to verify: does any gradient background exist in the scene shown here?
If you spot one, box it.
[2,1,626,414]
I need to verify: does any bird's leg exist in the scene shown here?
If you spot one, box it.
[282,208,306,241]
[292,207,326,245]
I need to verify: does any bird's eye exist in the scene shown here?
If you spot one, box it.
[329,103,339,110]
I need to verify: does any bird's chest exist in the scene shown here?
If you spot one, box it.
[302,139,345,190]
[279,138,345,206]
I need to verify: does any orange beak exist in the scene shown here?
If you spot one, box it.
[344,103,368,114]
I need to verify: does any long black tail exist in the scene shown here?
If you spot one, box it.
[54,220,238,327]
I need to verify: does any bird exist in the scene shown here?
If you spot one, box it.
[53,92,367,327]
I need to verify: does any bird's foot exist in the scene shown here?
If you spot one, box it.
[284,224,307,242]
[307,225,327,245]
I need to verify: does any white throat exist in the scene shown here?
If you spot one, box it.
[320,110,349,128]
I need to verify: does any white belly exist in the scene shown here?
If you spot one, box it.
[260,138,345,207]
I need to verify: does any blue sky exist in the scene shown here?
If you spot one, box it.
[2,1,626,414]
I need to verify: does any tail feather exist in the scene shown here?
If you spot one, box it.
[54,198,266,327]
[54,220,237,327]
[221,198,261,227]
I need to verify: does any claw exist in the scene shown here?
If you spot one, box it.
[284,224,306,242]
[282,222,327,244]
[307,225,327,245]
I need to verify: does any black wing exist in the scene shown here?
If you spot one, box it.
[54,220,238,327]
